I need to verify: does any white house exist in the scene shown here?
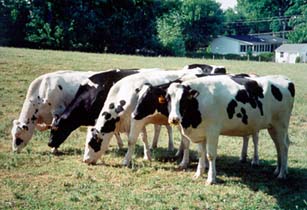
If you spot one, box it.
[211,35,286,56]
[275,44,307,64]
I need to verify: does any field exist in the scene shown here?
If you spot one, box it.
[0,47,307,209]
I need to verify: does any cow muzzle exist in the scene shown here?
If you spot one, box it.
[168,117,180,126]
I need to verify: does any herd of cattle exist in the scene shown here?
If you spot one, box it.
[11,64,295,185]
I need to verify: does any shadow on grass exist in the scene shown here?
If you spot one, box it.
[108,145,307,209]
[37,147,84,156]
[34,143,307,209]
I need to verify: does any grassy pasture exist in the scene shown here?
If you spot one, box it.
[0,47,307,209]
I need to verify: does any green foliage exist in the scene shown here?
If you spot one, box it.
[286,1,307,43]
[157,11,186,56]
[181,0,224,51]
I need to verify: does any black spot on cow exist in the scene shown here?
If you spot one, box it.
[22,125,29,131]
[88,129,102,152]
[271,84,283,101]
[100,117,120,133]
[48,102,52,106]
[236,113,242,118]
[227,99,238,119]
[15,138,24,146]
[34,109,39,114]
[235,90,250,104]
[288,82,295,97]
[58,85,63,90]
[115,105,124,114]
[102,111,111,120]
[109,103,115,109]
[240,108,248,124]
[180,86,202,129]
[119,100,126,106]
[26,118,30,124]
[37,96,40,99]
[232,77,264,115]
[31,115,37,123]
[135,88,140,93]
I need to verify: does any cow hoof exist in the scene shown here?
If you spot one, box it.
[122,159,131,167]
[178,162,188,170]
[193,172,203,180]
[277,172,287,180]
[251,160,260,167]
[239,158,247,163]
[205,179,216,186]
[51,148,59,155]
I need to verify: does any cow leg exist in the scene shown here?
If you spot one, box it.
[268,126,289,179]
[251,132,259,166]
[151,125,161,149]
[114,132,124,149]
[165,125,174,151]
[206,133,219,185]
[178,135,190,169]
[140,126,151,161]
[123,121,149,166]
[193,141,206,179]
[240,136,249,163]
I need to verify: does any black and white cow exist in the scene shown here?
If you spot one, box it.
[48,68,173,152]
[131,74,260,169]
[11,70,95,153]
[48,69,143,149]
[166,75,295,184]
[83,68,206,164]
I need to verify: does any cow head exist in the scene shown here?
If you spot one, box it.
[48,114,79,148]
[167,83,200,127]
[83,100,123,164]
[83,127,114,164]
[132,83,169,120]
[11,120,32,152]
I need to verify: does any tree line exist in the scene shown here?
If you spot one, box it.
[1,0,306,56]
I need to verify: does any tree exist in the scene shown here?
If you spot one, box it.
[181,0,224,51]
[0,0,30,47]
[156,11,186,56]
[236,0,293,34]
[223,8,250,35]
[286,0,307,43]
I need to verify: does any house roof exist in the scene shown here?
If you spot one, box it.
[275,44,307,52]
[225,35,286,44]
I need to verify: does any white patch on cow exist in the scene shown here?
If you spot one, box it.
[81,78,99,89]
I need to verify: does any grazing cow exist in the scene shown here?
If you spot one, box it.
[48,69,146,149]
[131,74,260,169]
[11,70,95,153]
[83,68,206,164]
[49,68,172,152]
[166,75,295,184]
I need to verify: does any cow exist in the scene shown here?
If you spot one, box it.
[166,74,295,184]
[131,74,260,169]
[11,70,96,153]
[82,68,207,164]
[48,68,168,150]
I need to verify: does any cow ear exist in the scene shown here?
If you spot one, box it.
[158,95,166,104]
[189,89,199,98]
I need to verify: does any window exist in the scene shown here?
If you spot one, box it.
[240,45,246,52]
[280,52,284,58]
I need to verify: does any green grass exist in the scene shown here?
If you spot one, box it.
[0,47,307,209]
